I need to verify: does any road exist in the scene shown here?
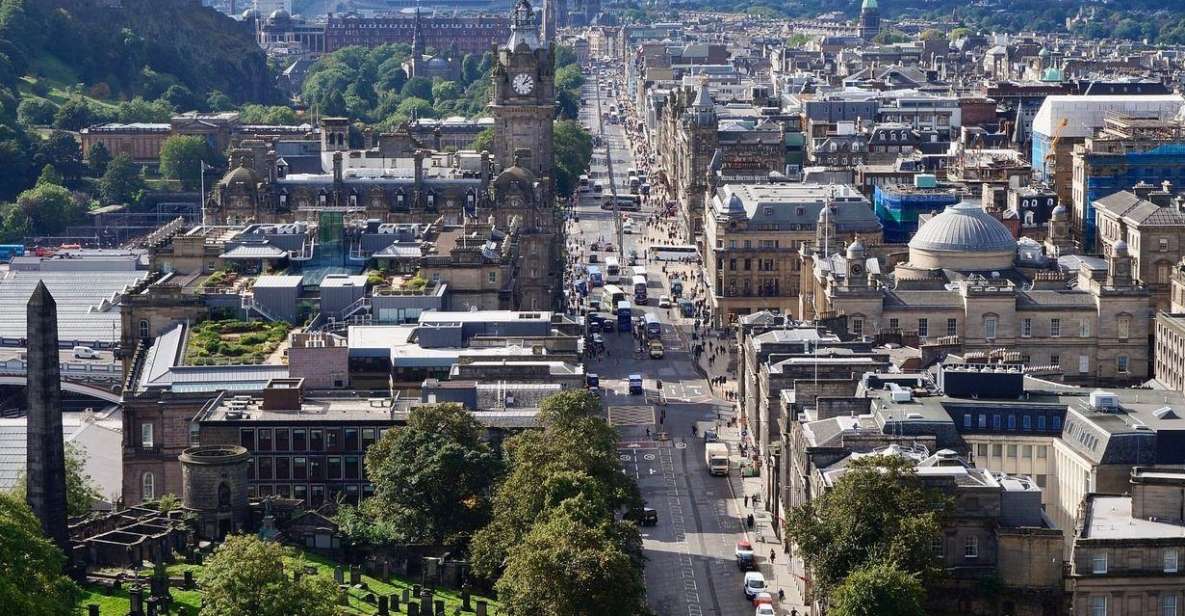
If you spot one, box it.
[567,70,771,616]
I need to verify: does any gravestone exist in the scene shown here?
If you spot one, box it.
[412,584,421,597]
[476,600,488,616]
[392,594,401,612]
[293,570,302,583]
[146,598,158,616]
[88,605,100,616]
[421,589,433,610]
[434,599,444,615]
[378,595,389,615]
[462,590,471,611]
[403,588,411,602]
[334,566,345,585]
[183,570,194,589]
[408,601,419,616]
[349,566,362,585]
[338,588,350,607]
[129,585,145,616]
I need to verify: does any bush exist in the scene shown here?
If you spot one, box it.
[17,98,55,126]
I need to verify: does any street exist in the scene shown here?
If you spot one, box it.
[563,68,791,616]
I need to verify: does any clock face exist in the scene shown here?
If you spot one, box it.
[512,73,535,95]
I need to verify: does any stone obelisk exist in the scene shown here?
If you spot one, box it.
[26,281,70,555]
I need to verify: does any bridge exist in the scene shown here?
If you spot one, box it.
[0,357,123,403]
[0,375,121,403]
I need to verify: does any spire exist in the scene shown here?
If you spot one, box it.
[412,2,425,58]
[507,0,541,50]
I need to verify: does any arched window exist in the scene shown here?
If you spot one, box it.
[218,482,231,509]
[142,472,155,501]
[138,320,150,339]
[1024,210,1035,226]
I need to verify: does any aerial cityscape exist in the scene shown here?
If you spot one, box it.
[1,0,1185,614]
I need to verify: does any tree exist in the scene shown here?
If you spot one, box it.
[51,98,92,131]
[87,142,111,176]
[199,535,339,616]
[361,404,502,545]
[431,80,462,103]
[496,503,647,616]
[98,154,144,205]
[160,135,217,190]
[239,105,299,125]
[36,165,63,188]
[395,97,434,121]
[784,454,949,600]
[35,131,85,182]
[114,97,173,123]
[461,53,482,85]
[472,126,494,154]
[0,492,81,616]
[829,562,925,616]
[206,90,233,112]
[552,120,594,198]
[16,97,54,126]
[400,76,434,102]
[11,443,101,517]
[15,183,86,237]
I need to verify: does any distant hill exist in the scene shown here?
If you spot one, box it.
[8,0,277,104]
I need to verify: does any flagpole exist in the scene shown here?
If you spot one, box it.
[200,161,207,227]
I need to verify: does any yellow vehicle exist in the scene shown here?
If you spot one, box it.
[648,340,664,359]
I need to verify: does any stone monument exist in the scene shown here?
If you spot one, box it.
[25,281,70,555]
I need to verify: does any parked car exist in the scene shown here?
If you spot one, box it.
[625,506,657,526]
[743,572,767,600]
[735,540,755,571]
[752,592,774,608]
[755,602,776,615]
[658,295,672,308]
[72,346,99,359]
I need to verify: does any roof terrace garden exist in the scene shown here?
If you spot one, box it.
[184,319,291,365]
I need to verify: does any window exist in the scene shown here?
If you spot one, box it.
[1166,550,1180,573]
[1118,316,1131,340]
[1162,594,1177,616]
[327,456,342,480]
[976,443,988,457]
[992,444,1002,457]
[1051,318,1061,337]
[240,428,255,449]
[889,318,899,330]
[963,414,972,428]
[984,316,997,340]
[1008,444,1018,458]
[138,319,150,339]
[1079,355,1090,374]
[345,456,360,480]
[293,429,307,451]
[275,429,289,451]
[362,428,376,450]
[294,457,307,480]
[1008,415,1017,430]
[1038,415,1047,431]
[142,472,155,501]
[1160,238,1170,252]
[488,271,497,284]
[947,318,957,336]
[852,318,864,337]
[992,415,1002,429]
[1021,318,1032,338]
[141,423,154,449]
[1051,353,1060,367]
[978,414,987,428]
[1081,320,1090,337]
[1117,355,1130,374]
[258,457,273,480]
[1053,416,1063,431]
[1092,553,1107,574]
[1036,474,1047,487]
[932,536,944,558]
[258,429,272,451]
[963,535,978,559]
[1023,415,1032,431]
[918,318,929,337]
[310,429,324,451]
[1037,446,1048,459]
[275,457,290,481]
[1023,445,1033,458]
[344,428,359,451]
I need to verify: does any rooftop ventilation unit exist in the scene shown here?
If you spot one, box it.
[1089,390,1121,412]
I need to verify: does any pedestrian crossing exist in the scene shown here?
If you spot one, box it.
[608,404,656,426]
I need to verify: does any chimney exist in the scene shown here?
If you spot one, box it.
[332,152,343,184]
[261,378,304,411]
[414,149,425,188]
[1133,181,1154,200]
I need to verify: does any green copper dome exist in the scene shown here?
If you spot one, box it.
[862,0,878,10]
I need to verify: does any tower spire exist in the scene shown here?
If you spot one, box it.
[412,0,425,58]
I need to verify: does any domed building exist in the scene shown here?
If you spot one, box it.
[800,201,1152,386]
[907,203,1018,271]
[404,8,462,82]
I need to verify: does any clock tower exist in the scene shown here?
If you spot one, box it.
[490,0,556,200]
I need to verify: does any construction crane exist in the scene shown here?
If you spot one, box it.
[1042,117,1069,180]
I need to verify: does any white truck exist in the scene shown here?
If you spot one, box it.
[705,442,729,476]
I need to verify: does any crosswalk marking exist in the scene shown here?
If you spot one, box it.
[608,405,656,426]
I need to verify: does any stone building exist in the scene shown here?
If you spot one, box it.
[1094,182,1185,310]
[704,183,881,324]
[1069,468,1185,616]
[180,445,250,540]
[858,0,880,42]
[403,9,462,82]
[324,12,511,55]
[800,202,1151,386]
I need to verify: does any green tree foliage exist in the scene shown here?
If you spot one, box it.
[472,127,494,154]
[98,154,145,205]
[87,142,112,176]
[359,404,502,546]
[16,97,53,126]
[11,443,102,517]
[829,561,925,616]
[553,120,594,199]
[51,98,92,131]
[113,97,174,123]
[35,131,85,182]
[36,164,63,188]
[400,77,434,102]
[495,500,648,616]
[0,492,81,616]
[431,80,462,104]
[159,135,219,190]
[198,535,340,616]
[206,90,233,112]
[239,104,299,125]
[470,390,641,583]
[784,454,949,600]
[14,182,87,237]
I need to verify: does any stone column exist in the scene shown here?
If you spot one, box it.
[24,282,68,555]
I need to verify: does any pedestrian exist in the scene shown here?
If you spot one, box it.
[779,589,785,602]
[769,549,776,563]
[744,494,749,507]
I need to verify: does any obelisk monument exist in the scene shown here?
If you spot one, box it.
[26,281,70,555]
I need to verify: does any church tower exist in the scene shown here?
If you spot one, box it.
[859,0,880,41]
[490,0,556,203]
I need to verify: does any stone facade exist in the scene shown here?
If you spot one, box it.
[180,445,251,540]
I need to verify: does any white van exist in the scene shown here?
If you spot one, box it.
[73,346,99,359]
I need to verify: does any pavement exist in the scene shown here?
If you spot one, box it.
[564,66,809,616]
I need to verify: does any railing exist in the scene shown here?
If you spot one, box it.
[241,293,283,323]
[338,296,372,320]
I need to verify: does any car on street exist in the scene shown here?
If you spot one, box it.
[658,295,671,308]
[743,572,767,600]
[628,374,644,395]
[648,340,664,359]
[752,592,774,608]
[755,605,775,616]
[625,506,657,526]
[73,346,99,359]
[735,540,755,571]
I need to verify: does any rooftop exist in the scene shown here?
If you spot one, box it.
[1083,495,1185,540]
